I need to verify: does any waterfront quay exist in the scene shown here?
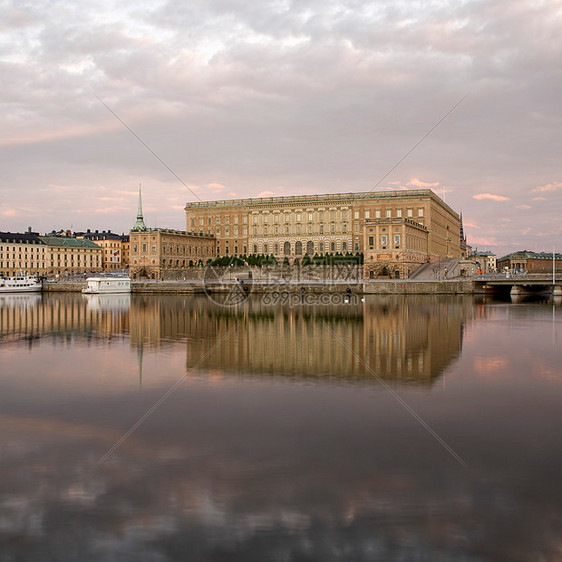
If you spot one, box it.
[39,270,562,297]
[41,277,476,295]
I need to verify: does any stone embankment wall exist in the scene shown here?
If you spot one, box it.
[43,279,475,294]
[42,282,86,292]
[362,280,473,294]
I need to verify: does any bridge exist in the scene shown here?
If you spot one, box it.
[473,272,562,297]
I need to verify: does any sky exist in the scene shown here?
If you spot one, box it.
[1,0,561,256]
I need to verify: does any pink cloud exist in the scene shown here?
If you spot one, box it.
[94,207,128,215]
[472,193,510,201]
[469,236,501,246]
[407,177,440,188]
[532,196,546,201]
[258,190,276,197]
[532,181,562,193]
[2,209,18,217]
[47,183,73,192]
[208,183,225,191]
[515,205,532,209]
[1,120,123,148]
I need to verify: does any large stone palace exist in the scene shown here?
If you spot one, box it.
[185,189,464,278]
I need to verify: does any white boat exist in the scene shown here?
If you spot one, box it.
[82,276,131,294]
[0,273,42,293]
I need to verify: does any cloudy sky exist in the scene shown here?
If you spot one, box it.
[1,0,561,255]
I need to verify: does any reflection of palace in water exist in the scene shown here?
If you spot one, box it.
[181,297,471,385]
[128,295,472,386]
[1,293,472,385]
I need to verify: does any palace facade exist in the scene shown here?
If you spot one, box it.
[185,189,462,278]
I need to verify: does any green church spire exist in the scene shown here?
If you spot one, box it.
[132,184,147,231]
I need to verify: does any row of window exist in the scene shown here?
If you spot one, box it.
[217,240,360,256]
[191,207,424,227]
[0,247,45,252]
[131,243,213,256]
[368,235,401,249]
[0,262,45,268]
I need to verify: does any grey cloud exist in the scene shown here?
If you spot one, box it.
[1,0,561,252]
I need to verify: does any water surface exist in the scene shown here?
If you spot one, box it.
[0,293,561,561]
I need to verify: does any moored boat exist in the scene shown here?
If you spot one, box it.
[0,273,42,293]
[82,276,131,294]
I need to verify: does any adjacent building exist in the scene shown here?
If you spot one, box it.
[0,230,102,277]
[40,236,102,275]
[497,251,562,274]
[0,230,47,277]
[129,186,215,279]
[185,189,462,278]
[76,230,130,271]
[129,228,216,279]
[470,250,497,274]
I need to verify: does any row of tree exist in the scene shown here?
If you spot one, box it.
[200,252,365,268]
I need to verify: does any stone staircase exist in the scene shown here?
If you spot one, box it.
[409,258,462,280]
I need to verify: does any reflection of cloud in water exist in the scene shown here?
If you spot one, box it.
[532,360,562,382]
[473,356,508,375]
[2,398,561,561]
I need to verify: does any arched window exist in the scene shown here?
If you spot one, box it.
[306,241,314,255]
[284,242,291,255]
[331,242,335,252]
[295,241,302,255]
[264,244,268,254]
[342,242,347,252]
[253,244,257,254]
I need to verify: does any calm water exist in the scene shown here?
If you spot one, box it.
[0,292,561,561]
